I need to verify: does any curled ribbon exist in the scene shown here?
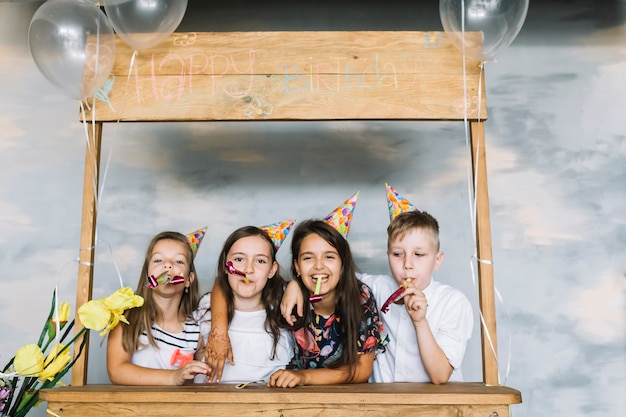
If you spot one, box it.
[170,275,185,285]
[225,261,249,284]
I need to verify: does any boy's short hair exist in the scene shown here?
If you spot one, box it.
[387,210,440,251]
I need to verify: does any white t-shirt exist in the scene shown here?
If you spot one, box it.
[358,273,473,383]
[195,293,294,384]
[131,320,200,370]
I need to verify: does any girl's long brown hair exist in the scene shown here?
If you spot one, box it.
[122,231,200,353]
[289,220,364,371]
[205,226,286,358]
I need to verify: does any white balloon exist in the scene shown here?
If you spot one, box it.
[104,0,188,50]
[28,0,116,100]
[440,0,529,62]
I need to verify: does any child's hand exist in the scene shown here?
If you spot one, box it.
[281,280,304,326]
[204,327,234,383]
[173,360,210,386]
[402,285,428,323]
[267,369,305,388]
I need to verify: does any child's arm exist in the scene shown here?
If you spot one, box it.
[267,352,374,388]
[195,334,205,361]
[413,319,453,384]
[204,281,233,383]
[106,324,210,385]
[280,279,304,326]
[403,287,453,384]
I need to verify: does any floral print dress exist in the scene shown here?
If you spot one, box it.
[289,282,388,370]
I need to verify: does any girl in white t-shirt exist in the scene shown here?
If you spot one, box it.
[195,225,294,384]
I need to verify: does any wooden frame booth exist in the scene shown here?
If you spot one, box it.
[41,31,522,416]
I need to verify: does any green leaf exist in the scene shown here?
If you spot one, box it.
[14,389,39,417]
[37,290,58,347]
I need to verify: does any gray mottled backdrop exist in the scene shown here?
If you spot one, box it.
[0,1,624,416]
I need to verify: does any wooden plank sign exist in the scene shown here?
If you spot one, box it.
[88,31,486,122]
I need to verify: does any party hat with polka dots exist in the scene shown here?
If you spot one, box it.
[385,183,418,221]
[186,227,207,257]
[259,218,296,250]
[323,191,360,239]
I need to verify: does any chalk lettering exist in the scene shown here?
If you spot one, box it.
[312,62,335,92]
[159,54,185,100]
[130,48,423,102]
[380,62,399,88]
[206,53,230,95]
[279,63,308,94]
[131,49,256,101]
[223,50,255,98]
[359,54,381,89]
[133,54,158,103]
[186,53,211,93]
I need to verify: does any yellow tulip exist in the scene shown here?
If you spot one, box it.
[77,288,144,336]
[57,302,71,323]
[104,287,144,313]
[100,313,121,337]
[49,301,71,338]
[40,344,72,382]
[77,299,111,331]
[14,344,44,377]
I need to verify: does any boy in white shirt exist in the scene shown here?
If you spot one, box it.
[357,183,473,383]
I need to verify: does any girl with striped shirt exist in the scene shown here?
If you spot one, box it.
[107,231,210,385]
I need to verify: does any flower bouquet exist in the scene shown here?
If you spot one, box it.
[0,287,143,417]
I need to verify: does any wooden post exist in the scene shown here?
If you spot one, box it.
[469,120,499,386]
[71,121,102,386]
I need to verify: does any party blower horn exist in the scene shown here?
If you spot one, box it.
[224,219,296,285]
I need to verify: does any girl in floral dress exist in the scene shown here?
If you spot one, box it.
[267,219,387,387]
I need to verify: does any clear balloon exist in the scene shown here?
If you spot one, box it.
[440,0,529,62]
[104,0,188,50]
[28,0,116,100]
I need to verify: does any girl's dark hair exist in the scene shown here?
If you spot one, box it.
[289,219,363,370]
[123,231,200,353]
[212,226,286,358]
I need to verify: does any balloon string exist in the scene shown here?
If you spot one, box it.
[459,2,511,385]
[89,50,139,289]
[495,285,512,385]
[96,239,125,289]
[475,63,512,386]
[98,49,137,210]
[79,99,99,213]
[78,95,125,290]
[78,243,95,267]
